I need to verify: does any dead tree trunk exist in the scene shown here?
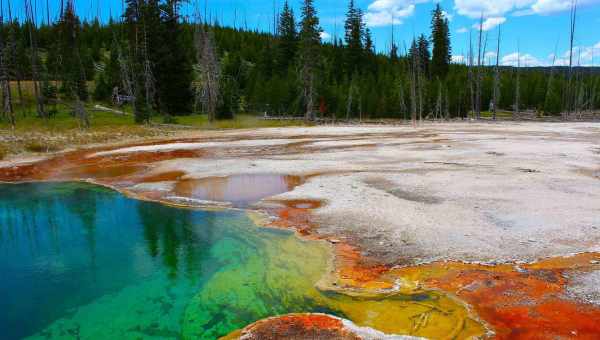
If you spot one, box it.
[492,25,501,121]
[475,14,484,120]
[514,45,521,119]
[0,0,14,128]
[117,37,136,114]
[468,31,475,119]
[346,78,354,120]
[565,0,577,120]
[305,72,315,122]
[74,97,89,129]
[25,0,46,118]
[410,50,418,126]
[417,68,423,123]
[141,19,155,111]
[398,77,407,120]
[6,0,23,115]
[195,23,220,123]
[435,80,442,120]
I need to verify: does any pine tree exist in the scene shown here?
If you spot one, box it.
[417,34,430,78]
[364,28,373,54]
[430,4,451,79]
[155,0,193,115]
[298,0,322,121]
[58,0,88,101]
[276,1,297,74]
[344,0,364,73]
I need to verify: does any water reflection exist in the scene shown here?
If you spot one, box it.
[174,174,303,207]
[0,183,216,339]
[0,183,485,340]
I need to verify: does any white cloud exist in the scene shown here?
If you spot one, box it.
[472,17,506,31]
[485,51,499,65]
[530,0,600,15]
[320,31,332,41]
[365,0,429,27]
[454,0,533,19]
[455,0,600,19]
[456,27,469,33]
[556,43,600,66]
[452,55,466,63]
[501,52,544,66]
[497,41,600,67]
[442,11,454,21]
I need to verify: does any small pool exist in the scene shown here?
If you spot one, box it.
[173,174,303,208]
[0,183,484,339]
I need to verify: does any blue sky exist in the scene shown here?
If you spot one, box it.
[7,0,600,66]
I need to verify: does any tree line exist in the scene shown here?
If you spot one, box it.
[0,0,599,128]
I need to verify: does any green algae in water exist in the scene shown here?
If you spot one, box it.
[0,182,331,340]
[0,182,485,340]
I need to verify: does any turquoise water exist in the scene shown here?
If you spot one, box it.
[0,182,334,339]
[0,182,485,340]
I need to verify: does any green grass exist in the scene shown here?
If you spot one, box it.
[0,102,309,158]
[1,106,137,133]
[1,103,306,133]
[478,110,515,119]
[175,114,309,129]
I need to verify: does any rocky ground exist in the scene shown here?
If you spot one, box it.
[2,121,600,339]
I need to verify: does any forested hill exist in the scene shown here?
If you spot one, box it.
[1,0,599,126]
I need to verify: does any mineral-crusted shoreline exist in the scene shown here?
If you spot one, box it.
[2,122,600,338]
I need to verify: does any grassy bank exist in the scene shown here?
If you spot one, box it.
[0,103,307,160]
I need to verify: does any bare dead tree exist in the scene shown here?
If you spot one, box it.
[475,14,484,120]
[74,97,89,128]
[575,49,585,118]
[24,0,46,118]
[195,22,220,123]
[358,94,363,123]
[117,36,135,112]
[468,30,475,119]
[565,0,577,119]
[398,77,407,120]
[435,80,442,120]
[591,48,598,117]
[6,0,24,114]
[514,43,521,119]
[545,40,559,116]
[410,46,418,126]
[346,78,354,120]
[443,85,450,119]
[492,25,501,121]
[141,15,155,110]
[417,58,423,123]
[0,0,14,128]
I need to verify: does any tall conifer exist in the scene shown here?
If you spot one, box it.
[299,0,321,121]
[276,1,297,74]
[431,4,451,79]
